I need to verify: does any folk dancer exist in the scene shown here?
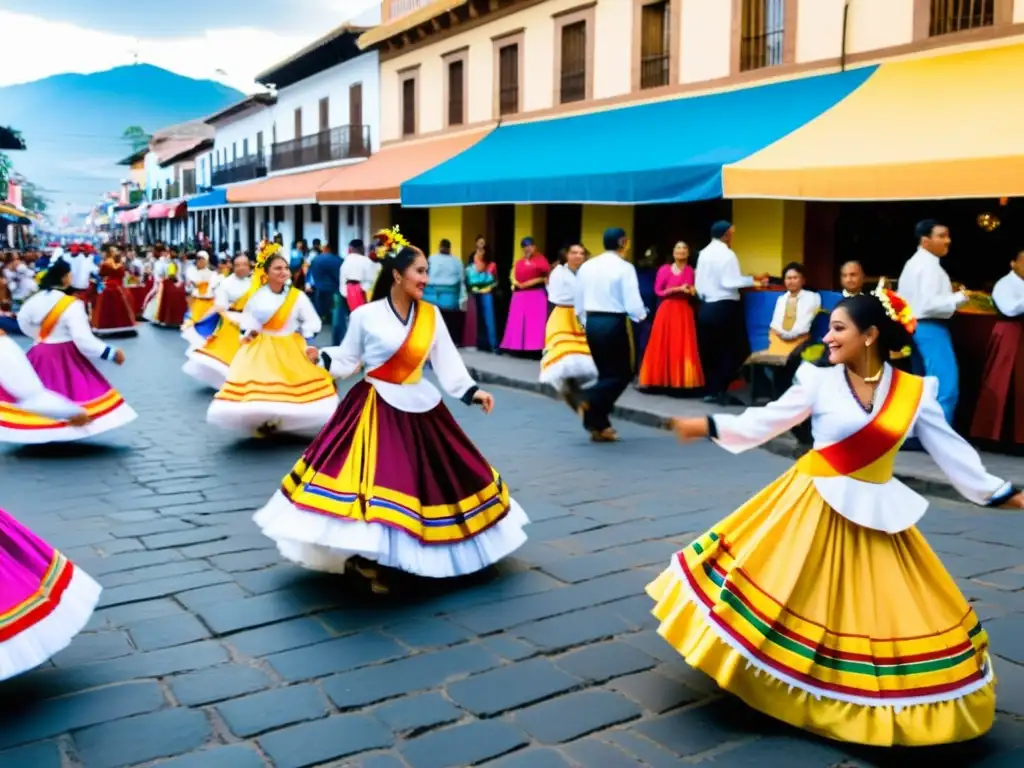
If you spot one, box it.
[182,253,255,390]
[0,330,102,680]
[970,249,1024,445]
[897,220,965,423]
[254,230,528,594]
[572,227,647,442]
[340,238,381,315]
[0,260,135,444]
[540,242,597,405]
[90,244,137,336]
[694,221,768,405]
[656,291,1023,747]
[181,252,220,348]
[207,246,336,437]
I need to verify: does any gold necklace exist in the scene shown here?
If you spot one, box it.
[863,367,884,383]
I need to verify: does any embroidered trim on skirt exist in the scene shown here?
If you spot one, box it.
[254,380,529,578]
[646,466,995,746]
[0,508,102,680]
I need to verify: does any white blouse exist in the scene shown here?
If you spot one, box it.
[240,286,321,339]
[769,289,821,339]
[186,267,218,298]
[17,290,112,359]
[320,298,476,414]
[0,334,84,420]
[340,253,382,295]
[547,264,578,306]
[712,363,1010,533]
[214,275,254,325]
[991,271,1024,318]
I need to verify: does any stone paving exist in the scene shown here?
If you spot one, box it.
[0,325,1022,768]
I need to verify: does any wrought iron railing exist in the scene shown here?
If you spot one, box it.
[212,156,268,186]
[740,28,784,71]
[270,125,371,172]
[560,71,586,104]
[929,0,994,36]
[499,84,519,116]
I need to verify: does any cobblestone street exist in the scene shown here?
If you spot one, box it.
[1,325,1022,768]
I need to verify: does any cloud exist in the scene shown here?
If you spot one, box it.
[0,1,380,91]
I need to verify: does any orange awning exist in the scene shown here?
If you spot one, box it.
[316,128,491,204]
[227,167,345,205]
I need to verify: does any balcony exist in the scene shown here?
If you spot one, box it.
[212,155,268,186]
[164,182,181,199]
[270,125,371,173]
[385,0,434,22]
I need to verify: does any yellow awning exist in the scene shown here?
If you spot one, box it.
[724,43,1024,201]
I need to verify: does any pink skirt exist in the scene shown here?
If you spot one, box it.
[0,507,101,680]
[346,283,367,312]
[500,288,547,352]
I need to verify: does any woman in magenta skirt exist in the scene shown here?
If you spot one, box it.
[499,237,549,356]
[0,329,102,679]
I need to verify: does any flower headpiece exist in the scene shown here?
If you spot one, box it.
[873,277,917,337]
[255,241,282,271]
[373,226,410,262]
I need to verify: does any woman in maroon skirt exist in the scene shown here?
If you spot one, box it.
[91,244,137,336]
[253,229,529,594]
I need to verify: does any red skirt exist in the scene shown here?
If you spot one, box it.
[156,282,188,328]
[970,319,1024,445]
[346,282,367,312]
[638,298,704,390]
[91,284,137,335]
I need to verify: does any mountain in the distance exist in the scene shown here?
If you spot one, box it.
[1,64,243,213]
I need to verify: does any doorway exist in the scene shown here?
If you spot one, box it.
[390,204,429,251]
[545,204,583,258]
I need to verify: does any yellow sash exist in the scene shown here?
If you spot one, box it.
[368,301,436,385]
[796,368,925,484]
[38,295,77,341]
[263,288,300,332]
[230,280,260,312]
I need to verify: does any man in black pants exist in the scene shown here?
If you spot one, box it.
[694,221,766,405]
[573,227,648,442]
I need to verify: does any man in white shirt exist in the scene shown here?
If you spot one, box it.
[991,250,1024,319]
[573,227,647,442]
[694,221,766,405]
[897,219,965,423]
[840,260,866,297]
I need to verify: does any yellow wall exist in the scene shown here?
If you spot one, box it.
[370,205,391,235]
[680,0,732,83]
[428,206,488,261]
[732,200,806,276]
[514,205,547,261]
[580,205,635,261]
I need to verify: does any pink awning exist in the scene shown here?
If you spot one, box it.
[148,200,187,219]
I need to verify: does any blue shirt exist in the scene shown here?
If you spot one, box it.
[308,251,342,293]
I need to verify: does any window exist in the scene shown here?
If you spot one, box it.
[559,21,587,103]
[928,0,995,36]
[498,42,520,115]
[401,72,418,137]
[319,97,330,131]
[739,0,786,72]
[448,59,465,126]
[639,1,670,89]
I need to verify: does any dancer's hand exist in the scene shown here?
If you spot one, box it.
[305,346,320,364]
[68,412,92,427]
[241,331,258,344]
[113,349,126,365]
[671,417,709,442]
[473,390,495,414]
[1002,491,1024,509]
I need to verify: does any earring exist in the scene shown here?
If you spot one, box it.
[865,340,871,347]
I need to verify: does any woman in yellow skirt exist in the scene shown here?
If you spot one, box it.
[183,254,255,389]
[654,289,1024,747]
[540,243,597,408]
[207,248,337,437]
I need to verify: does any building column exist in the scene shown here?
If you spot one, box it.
[580,205,635,260]
[731,200,806,277]
[428,206,486,261]
[513,205,546,261]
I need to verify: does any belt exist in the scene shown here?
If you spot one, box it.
[345,280,361,286]
[586,311,626,318]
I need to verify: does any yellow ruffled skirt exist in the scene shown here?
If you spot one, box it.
[646,466,995,747]
[188,296,216,324]
[539,305,597,390]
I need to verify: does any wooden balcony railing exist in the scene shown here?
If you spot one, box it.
[270,125,371,173]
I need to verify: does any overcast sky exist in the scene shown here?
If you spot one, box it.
[0,0,380,91]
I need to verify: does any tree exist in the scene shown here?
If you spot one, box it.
[20,179,49,214]
[122,125,152,153]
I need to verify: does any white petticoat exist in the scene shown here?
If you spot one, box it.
[180,325,208,350]
[253,490,530,578]
[539,354,598,391]
[0,565,102,681]
[182,353,229,390]
[207,397,338,437]
[0,402,137,445]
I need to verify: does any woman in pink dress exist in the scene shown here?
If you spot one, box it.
[0,330,102,680]
[500,237,549,355]
[638,242,704,392]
